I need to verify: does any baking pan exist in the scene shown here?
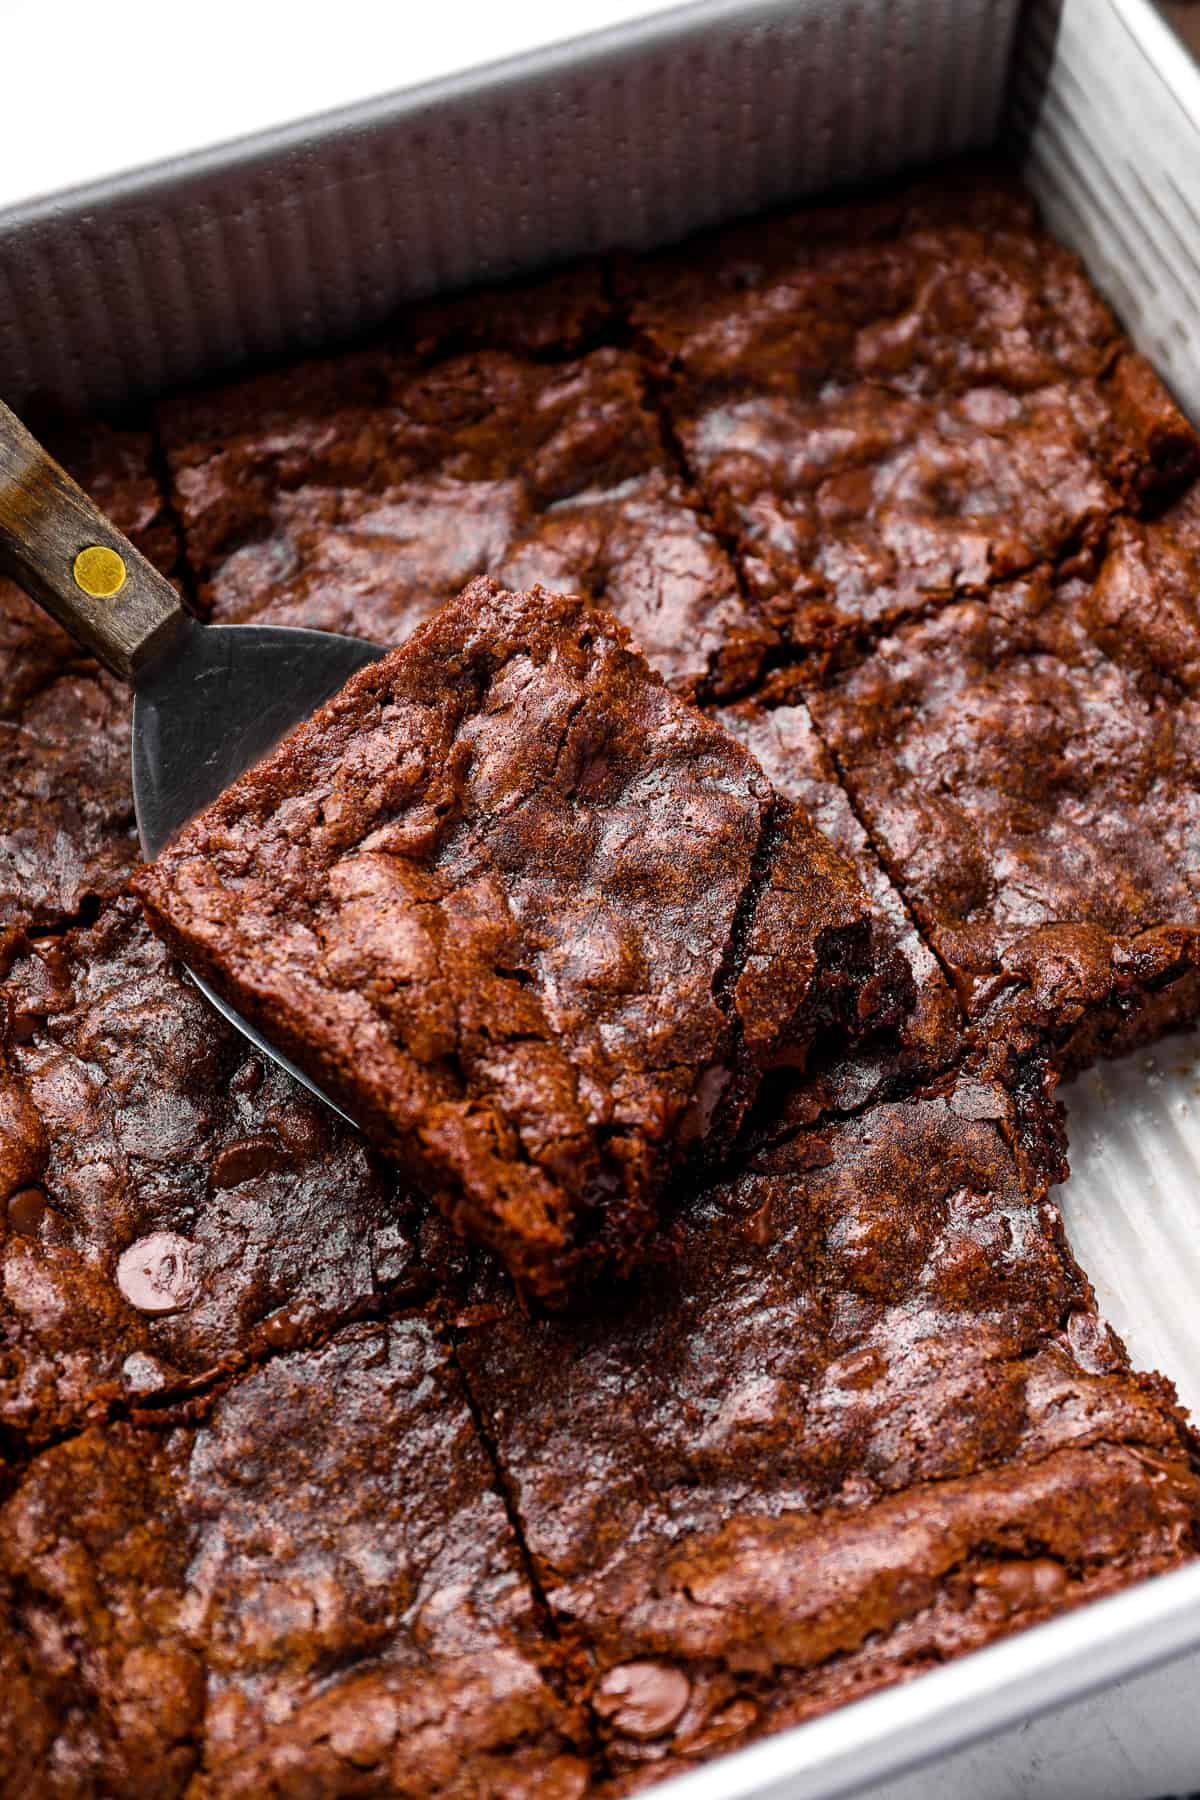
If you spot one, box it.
[0,0,1018,411]
[4,1,1200,1794]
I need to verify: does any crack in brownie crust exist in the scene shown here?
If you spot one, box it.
[136,582,910,1300]
[714,678,962,1119]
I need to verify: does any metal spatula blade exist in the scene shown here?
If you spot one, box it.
[133,616,385,1120]
[1,396,384,1121]
[131,614,385,858]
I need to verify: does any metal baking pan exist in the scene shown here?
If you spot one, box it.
[5,2,1200,1794]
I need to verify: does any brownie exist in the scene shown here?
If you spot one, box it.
[619,166,1117,395]
[0,898,429,1446]
[494,468,770,701]
[714,676,961,1119]
[1074,480,1200,695]
[808,567,1200,1067]
[670,364,1195,660]
[136,581,910,1300]
[158,344,774,700]
[452,1066,1200,1783]
[0,1314,590,1797]
[621,169,1199,659]
[0,420,179,929]
[405,260,615,361]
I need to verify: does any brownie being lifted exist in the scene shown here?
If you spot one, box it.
[136,580,911,1300]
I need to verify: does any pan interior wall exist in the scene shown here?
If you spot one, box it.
[0,0,1020,412]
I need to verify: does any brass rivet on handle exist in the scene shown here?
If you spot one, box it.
[73,545,127,599]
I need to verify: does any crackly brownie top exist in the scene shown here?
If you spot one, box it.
[0,898,430,1445]
[159,345,774,699]
[622,168,1121,400]
[454,1068,1200,1776]
[4,157,1200,1799]
[137,581,903,1299]
[1076,482,1200,695]
[808,568,1200,1025]
[671,359,1196,652]
[0,1315,589,1798]
[621,167,1198,654]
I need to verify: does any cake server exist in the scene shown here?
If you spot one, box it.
[0,396,384,1118]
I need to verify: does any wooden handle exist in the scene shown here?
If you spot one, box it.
[0,398,187,683]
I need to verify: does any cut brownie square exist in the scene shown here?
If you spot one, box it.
[621,165,1198,659]
[671,364,1195,659]
[0,419,179,928]
[135,581,911,1300]
[808,567,1200,1067]
[0,897,428,1444]
[496,466,770,702]
[620,165,1117,399]
[0,1314,590,1797]
[158,343,774,700]
[452,1065,1200,1783]
[714,674,961,1119]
